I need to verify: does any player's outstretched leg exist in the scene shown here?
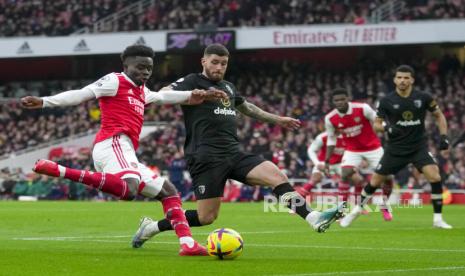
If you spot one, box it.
[33,159,134,199]
[131,174,207,255]
[273,182,346,233]
[132,209,204,248]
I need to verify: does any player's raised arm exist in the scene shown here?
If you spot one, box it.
[235,99,301,130]
[145,88,227,105]
[21,88,96,109]
[21,73,120,109]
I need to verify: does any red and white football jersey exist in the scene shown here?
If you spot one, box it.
[308,132,344,165]
[325,102,381,152]
[85,72,150,150]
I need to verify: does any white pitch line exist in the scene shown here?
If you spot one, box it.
[11,226,459,241]
[11,230,295,241]
[12,236,465,253]
[270,266,465,276]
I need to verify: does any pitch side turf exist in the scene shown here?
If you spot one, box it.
[1,201,464,275]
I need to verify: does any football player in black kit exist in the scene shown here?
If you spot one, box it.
[131,44,346,248]
[341,65,452,229]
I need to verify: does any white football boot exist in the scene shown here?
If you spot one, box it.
[132,217,160,248]
[339,205,363,228]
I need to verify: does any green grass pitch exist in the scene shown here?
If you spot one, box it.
[1,201,464,275]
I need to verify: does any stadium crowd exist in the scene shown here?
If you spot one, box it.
[1,0,465,37]
[1,57,465,200]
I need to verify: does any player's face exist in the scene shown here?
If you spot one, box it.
[332,94,349,113]
[394,72,414,92]
[124,56,154,86]
[201,54,228,81]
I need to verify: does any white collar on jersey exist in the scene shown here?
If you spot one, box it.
[336,102,353,116]
[121,72,140,87]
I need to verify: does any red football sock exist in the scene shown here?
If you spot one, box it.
[338,181,350,202]
[64,167,132,200]
[353,180,363,204]
[162,196,192,239]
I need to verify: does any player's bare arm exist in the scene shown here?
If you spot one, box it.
[431,108,448,136]
[236,100,301,130]
[432,108,449,151]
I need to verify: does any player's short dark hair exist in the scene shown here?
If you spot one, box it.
[204,43,229,57]
[121,45,155,62]
[395,65,415,78]
[331,88,348,98]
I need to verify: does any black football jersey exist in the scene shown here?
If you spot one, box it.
[170,73,245,157]
[376,89,438,155]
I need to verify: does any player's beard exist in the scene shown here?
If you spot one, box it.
[205,69,224,82]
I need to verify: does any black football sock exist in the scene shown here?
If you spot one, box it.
[431,181,443,214]
[157,210,203,232]
[273,182,312,219]
[360,184,377,207]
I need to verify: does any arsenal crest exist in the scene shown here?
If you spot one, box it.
[414,100,422,108]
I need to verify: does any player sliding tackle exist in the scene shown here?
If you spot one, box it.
[340,65,452,229]
[20,45,228,256]
[132,44,346,249]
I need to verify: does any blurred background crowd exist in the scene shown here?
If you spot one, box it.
[1,0,465,36]
[1,54,464,201]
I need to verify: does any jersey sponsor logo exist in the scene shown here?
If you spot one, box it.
[221,98,231,107]
[128,97,144,116]
[414,100,422,108]
[341,124,363,137]
[214,107,236,116]
[396,119,421,126]
[402,111,414,120]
